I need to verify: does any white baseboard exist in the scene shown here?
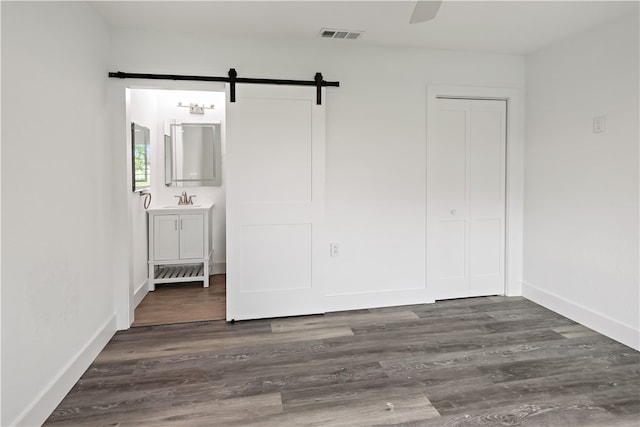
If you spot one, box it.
[211,262,226,275]
[522,281,639,351]
[12,314,117,427]
[505,280,523,297]
[325,288,433,313]
[133,279,149,308]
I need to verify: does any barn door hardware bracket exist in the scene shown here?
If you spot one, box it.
[108,69,339,105]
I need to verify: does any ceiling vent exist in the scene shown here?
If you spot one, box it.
[319,28,363,40]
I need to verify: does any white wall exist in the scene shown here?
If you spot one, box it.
[129,90,157,306]
[110,29,525,311]
[524,12,639,350]
[1,2,117,426]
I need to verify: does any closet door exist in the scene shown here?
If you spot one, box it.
[225,84,326,321]
[427,98,506,300]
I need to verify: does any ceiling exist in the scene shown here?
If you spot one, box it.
[92,1,637,55]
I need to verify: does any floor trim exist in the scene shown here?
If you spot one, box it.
[211,262,226,275]
[133,279,149,308]
[11,314,117,427]
[523,281,639,351]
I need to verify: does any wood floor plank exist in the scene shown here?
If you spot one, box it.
[48,392,283,427]
[430,400,637,427]
[95,326,354,363]
[271,310,419,333]
[238,390,439,427]
[552,323,600,339]
[379,333,632,385]
[132,275,226,327]
[44,297,640,427]
[125,392,283,427]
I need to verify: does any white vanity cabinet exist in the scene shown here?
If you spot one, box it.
[153,214,203,260]
[147,203,214,291]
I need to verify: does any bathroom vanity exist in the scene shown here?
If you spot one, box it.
[147,203,214,290]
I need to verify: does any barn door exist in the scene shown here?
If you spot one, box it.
[427,98,506,300]
[226,84,325,320]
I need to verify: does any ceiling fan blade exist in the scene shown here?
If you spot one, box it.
[409,0,442,24]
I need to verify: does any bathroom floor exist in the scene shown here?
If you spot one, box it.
[132,274,226,327]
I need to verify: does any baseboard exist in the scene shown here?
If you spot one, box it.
[505,280,523,297]
[522,281,639,351]
[133,279,149,308]
[325,288,433,313]
[11,314,117,427]
[211,262,226,275]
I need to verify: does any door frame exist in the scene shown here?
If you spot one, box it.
[110,79,226,330]
[426,85,524,298]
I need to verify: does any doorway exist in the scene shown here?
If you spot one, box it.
[427,97,508,300]
[127,88,227,327]
[132,276,226,326]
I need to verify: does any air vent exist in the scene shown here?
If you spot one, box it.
[319,28,363,40]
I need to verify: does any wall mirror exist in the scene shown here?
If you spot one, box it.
[165,122,222,187]
[131,122,151,192]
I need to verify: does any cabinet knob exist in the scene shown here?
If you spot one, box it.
[450,209,457,216]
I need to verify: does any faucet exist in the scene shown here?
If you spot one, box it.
[175,191,196,205]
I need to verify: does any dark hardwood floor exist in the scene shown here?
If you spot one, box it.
[45,296,640,426]
[132,274,226,327]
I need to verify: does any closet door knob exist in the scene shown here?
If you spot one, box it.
[450,209,457,216]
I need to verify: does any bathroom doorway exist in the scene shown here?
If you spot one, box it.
[132,276,226,326]
[127,88,227,327]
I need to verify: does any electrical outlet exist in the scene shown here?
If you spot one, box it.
[330,243,339,257]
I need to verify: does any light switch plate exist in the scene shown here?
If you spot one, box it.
[330,243,339,257]
[593,115,606,133]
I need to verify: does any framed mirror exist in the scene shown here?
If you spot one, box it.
[166,122,222,187]
[131,122,151,192]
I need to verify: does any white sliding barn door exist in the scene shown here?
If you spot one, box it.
[226,84,325,321]
[427,98,506,300]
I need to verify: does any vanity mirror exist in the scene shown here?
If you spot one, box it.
[131,122,151,192]
[166,122,222,187]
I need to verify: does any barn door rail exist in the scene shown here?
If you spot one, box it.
[108,68,339,105]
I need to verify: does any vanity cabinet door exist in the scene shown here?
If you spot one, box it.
[179,214,204,259]
[154,215,180,260]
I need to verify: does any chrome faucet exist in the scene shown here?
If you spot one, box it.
[175,191,196,205]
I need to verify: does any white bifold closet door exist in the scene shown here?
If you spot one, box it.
[225,84,326,321]
[427,98,506,300]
